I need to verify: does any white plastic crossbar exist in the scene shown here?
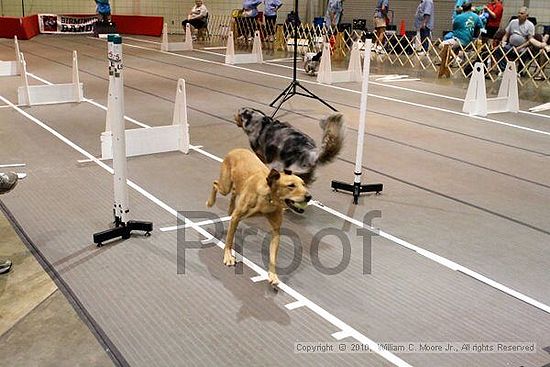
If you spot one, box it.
[317,41,362,85]
[161,23,193,52]
[0,36,21,76]
[529,102,550,113]
[286,38,310,53]
[101,78,190,159]
[17,51,84,106]
[463,61,519,117]
[225,31,263,65]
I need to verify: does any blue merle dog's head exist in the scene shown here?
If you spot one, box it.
[235,107,270,137]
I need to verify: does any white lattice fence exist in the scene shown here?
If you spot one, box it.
[170,15,549,86]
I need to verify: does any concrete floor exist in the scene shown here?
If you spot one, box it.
[0,209,113,366]
[0,34,549,367]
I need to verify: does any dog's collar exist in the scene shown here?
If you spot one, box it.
[266,193,282,206]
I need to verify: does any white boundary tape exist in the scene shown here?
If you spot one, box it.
[0,163,26,168]
[159,215,232,232]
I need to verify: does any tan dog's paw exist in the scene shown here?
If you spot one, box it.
[268,272,280,286]
[223,250,236,266]
[206,200,213,208]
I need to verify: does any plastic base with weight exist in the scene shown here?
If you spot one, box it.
[93,219,153,247]
[331,173,383,205]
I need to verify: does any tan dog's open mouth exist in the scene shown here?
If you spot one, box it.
[285,199,308,214]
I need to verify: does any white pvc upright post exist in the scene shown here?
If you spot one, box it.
[251,31,263,63]
[184,24,194,50]
[348,41,363,82]
[225,31,236,64]
[105,35,116,132]
[172,79,190,154]
[498,61,519,113]
[108,35,130,224]
[14,36,21,68]
[317,42,332,84]
[19,53,32,105]
[353,39,372,185]
[161,23,170,50]
[72,51,83,102]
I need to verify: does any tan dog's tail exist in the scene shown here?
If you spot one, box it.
[317,113,345,164]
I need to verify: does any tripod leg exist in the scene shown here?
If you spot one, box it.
[270,82,295,117]
[295,82,337,111]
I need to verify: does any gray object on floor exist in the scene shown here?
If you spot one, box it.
[0,259,12,274]
[0,172,18,195]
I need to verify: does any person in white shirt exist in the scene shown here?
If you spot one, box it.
[497,6,534,71]
[182,0,208,31]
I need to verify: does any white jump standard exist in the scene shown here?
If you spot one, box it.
[317,41,362,85]
[0,36,21,77]
[93,35,153,246]
[462,61,519,117]
[331,38,383,204]
[225,31,263,65]
[100,78,190,159]
[18,50,84,106]
[161,23,193,52]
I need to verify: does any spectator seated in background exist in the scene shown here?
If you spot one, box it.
[182,0,208,36]
[497,6,535,71]
[528,32,550,53]
[440,3,483,54]
[527,31,550,80]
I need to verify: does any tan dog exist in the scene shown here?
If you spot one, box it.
[207,148,311,286]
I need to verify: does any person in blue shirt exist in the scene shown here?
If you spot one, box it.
[95,0,111,22]
[414,0,434,52]
[373,0,389,52]
[243,0,262,17]
[264,0,282,42]
[239,0,262,40]
[443,2,483,49]
[439,3,482,66]
[325,0,343,29]
[453,0,466,20]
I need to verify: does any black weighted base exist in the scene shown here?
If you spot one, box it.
[93,220,153,247]
[331,180,383,205]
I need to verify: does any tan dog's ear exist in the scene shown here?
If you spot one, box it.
[267,169,281,187]
[234,113,243,127]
